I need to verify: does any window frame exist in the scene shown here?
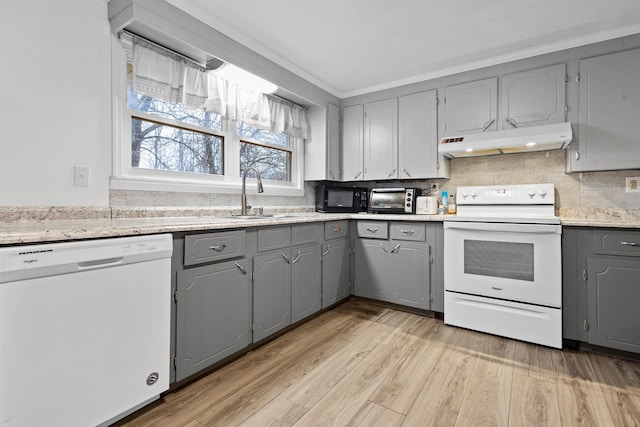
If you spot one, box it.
[110,35,305,196]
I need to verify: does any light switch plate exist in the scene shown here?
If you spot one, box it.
[74,166,89,187]
[626,177,640,193]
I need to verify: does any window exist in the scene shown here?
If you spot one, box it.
[111,39,304,196]
[237,122,291,181]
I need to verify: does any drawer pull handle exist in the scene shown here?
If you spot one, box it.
[209,244,227,252]
[322,245,330,256]
[391,243,401,254]
[379,242,390,254]
[366,227,379,233]
[620,241,638,247]
[235,262,247,275]
[334,227,342,232]
[400,229,415,235]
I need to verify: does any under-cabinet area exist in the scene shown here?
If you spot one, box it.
[170,219,444,386]
[563,227,640,354]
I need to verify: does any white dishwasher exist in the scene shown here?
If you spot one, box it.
[0,234,173,427]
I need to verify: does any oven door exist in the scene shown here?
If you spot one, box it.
[443,221,561,307]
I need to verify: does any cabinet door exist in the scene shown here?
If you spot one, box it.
[444,77,497,136]
[399,90,438,179]
[587,257,640,353]
[342,104,364,181]
[322,238,350,308]
[291,245,322,323]
[354,238,389,301]
[501,63,566,129]
[389,241,430,310]
[364,98,398,180]
[430,223,444,312]
[573,48,640,171]
[327,103,341,181]
[176,259,251,381]
[253,251,291,342]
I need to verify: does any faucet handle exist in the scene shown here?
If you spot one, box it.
[256,207,264,215]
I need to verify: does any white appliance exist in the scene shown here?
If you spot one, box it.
[0,234,173,427]
[438,122,572,158]
[443,183,562,348]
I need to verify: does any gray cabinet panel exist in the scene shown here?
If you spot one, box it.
[398,90,439,179]
[430,223,444,313]
[327,103,341,181]
[342,104,364,181]
[390,222,426,242]
[324,220,349,240]
[444,77,497,136]
[354,238,389,300]
[253,251,291,342]
[390,241,429,310]
[322,238,350,308]
[257,226,291,252]
[573,47,640,171]
[184,230,246,266]
[500,64,566,129]
[291,245,322,322]
[291,223,320,247]
[593,229,640,257]
[175,259,251,381]
[587,257,640,353]
[356,221,388,239]
[364,98,398,180]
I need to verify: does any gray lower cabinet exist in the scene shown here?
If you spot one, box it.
[252,251,292,342]
[253,244,322,342]
[321,238,350,308]
[175,258,252,381]
[389,241,430,310]
[291,244,322,323]
[587,257,640,353]
[354,222,435,311]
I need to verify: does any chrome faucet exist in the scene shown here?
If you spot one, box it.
[241,166,264,215]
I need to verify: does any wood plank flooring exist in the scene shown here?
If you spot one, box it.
[118,300,640,427]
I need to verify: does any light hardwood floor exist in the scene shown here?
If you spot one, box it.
[118,300,640,427]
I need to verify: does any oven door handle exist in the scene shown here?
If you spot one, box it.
[443,221,561,234]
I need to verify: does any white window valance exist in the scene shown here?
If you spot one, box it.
[129,35,308,139]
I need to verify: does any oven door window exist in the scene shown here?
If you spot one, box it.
[464,240,534,281]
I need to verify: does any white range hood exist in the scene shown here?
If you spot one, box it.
[438,122,572,158]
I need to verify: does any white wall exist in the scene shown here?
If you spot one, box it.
[0,0,112,206]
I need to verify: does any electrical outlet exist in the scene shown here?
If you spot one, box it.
[74,166,89,187]
[431,183,440,194]
[626,176,640,193]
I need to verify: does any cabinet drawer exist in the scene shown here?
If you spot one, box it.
[390,222,426,241]
[292,223,321,246]
[357,221,388,239]
[325,220,349,240]
[184,230,246,266]
[258,226,291,252]
[593,229,640,257]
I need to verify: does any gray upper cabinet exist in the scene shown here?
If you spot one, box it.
[341,104,364,181]
[398,90,439,179]
[587,257,640,353]
[175,259,252,381]
[572,47,640,171]
[364,98,398,180]
[326,103,341,181]
[444,77,498,136]
[500,63,566,129]
[304,103,341,181]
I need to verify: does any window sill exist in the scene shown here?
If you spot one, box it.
[110,176,305,197]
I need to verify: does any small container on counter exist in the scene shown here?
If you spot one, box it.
[439,191,448,215]
[448,193,457,214]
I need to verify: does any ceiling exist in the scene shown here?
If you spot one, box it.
[167,0,640,98]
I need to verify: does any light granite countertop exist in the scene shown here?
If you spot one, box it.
[1,208,639,246]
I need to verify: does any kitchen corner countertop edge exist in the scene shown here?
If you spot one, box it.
[1,212,639,245]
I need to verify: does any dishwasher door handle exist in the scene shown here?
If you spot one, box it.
[78,257,124,269]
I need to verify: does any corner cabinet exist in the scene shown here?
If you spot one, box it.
[563,227,640,354]
[569,47,640,172]
[444,77,498,136]
[398,90,441,179]
[341,104,364,181]
[364,98,398,180]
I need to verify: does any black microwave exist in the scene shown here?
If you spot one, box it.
[316,185,368,213]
